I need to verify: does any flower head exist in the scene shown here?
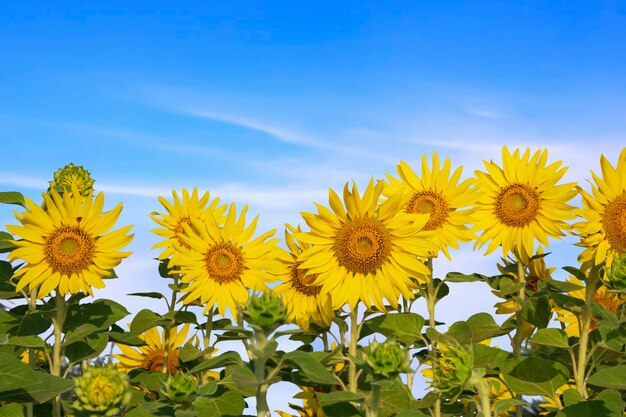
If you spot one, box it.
[296,179,436,312]
[361,339,410,378]
[474,147,577,260]
[161,371,197,403]
[242,292,287,333]
[384,154,477,258]
[7,186,133,299]
[72,365,131,417]
[605,254,626,292]
[574,148,626,269]
[431,343,474,396]
[50,163,95,196]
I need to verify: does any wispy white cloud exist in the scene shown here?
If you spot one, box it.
[464,107,503,119]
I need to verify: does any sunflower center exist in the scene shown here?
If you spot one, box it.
[602,193,626,253]
[495,184,541,227]
[334,218,392,275]
[205,243,244,283]
[406,191,449,231]
[44,226,95,275]
[141,348,179,373]
[290,262,321,297]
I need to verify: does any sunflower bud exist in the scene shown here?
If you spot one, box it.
[72,365,131,417]
[242,292,286,333]
[161,371,197,403]
[605,255,626,293]
[50,163,95,196]
[362,340,410,378]
[432,344,473,395]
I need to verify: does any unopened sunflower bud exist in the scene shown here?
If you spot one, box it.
[363,340,409,378]
[605,255,626,292]
[162,371,197,403]
[243,292,286,332]
[72,365,130,417]
[432,344,473,396]
[50,163,95,196]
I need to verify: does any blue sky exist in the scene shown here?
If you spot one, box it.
[1,1,625,412]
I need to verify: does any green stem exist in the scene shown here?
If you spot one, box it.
[254,332,268,417]
[162,276,179,374]
[26,293,36,417]
[348,308,360,393]
[512,254,526,417]
[575,267,598,399]
[367,384,382,417]
[201,307,214,384]
[471,374,492,417]
[52,292,67,417]
[425,258,441,417]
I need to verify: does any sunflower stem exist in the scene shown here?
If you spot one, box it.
[348,307,360,393]
[254,331,269,417]
[52,292,67,417]
[26,293,37,417]
[202,307,214,384]
[471,373,492,417]
[425,258,442,417]
[512,253,526,417]
[163,276,179,374]
[366,383,382,417]
[575,266,598,398]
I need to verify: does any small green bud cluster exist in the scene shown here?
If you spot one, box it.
[50,163,95,196]
[605,255,626,293]
[72,365,131,417]
[242,292,287,333]
[362,340,410,378]
[161,371,197,404]
[432,344,473,396]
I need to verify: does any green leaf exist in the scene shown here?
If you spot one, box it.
[472,343,516,372]
[283,351,337,385]
[395,411,430,417]
[163,310,198,325]
[0,353,72,403]
[378,380,419,417]
[447,313,510,344]
[0,232,16,254]
[597,320,626,352]
[3,336,45,348]
[128,292,167,301]
[562,266,587,282]
[493,398,526,416]
[503,357,570,396]
[219,366,256,397]
[0,403,24,417]
[522,295,551,328]
[0,192,26,208]
[317,392,364,417]
[193,389,245,417]
[530,328,569,348]
[129,370,168,393]
[587,365,626,389]
[231,365,259,388]
[130,309,168,334]
[63,323,100,346]
[64,299,129,333]
[360,313,425,346]
[64,331,108,363]
[445,272,488,283]
[189,351,243,374]
[499,277,525,295]
[109,331,146,347]
[543,279,584,293]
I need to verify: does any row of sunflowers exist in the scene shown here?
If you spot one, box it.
[0,147,625,417]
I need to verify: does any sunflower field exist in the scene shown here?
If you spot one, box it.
[0,148,625,417]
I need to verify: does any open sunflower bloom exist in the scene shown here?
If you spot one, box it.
[274,224,333,330]
[296,179,436,312]
[384,153,477,259]
[115,324,191,373]
[150,188,226,261]
[7,186,133,299]
[574,148,626,269]
[169,203,285,317]
[474,146,577,260]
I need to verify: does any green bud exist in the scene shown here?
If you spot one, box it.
[161,371,197,403]
[362,340,410,378]
[72,365,131,417]
[605,255,626,293]
[242,292,286,333]
[50,163,95,196]
[432,344,473,396]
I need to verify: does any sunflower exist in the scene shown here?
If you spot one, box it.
[296,179,435,312]
[556,276,623,337]
[384,153,477,258]
[274,225,333,330]
[114,324,191,373]
[169,203,285,317]
[276,386,327,417]
[474,147,577,261]
[574,148,626,269]
[7,186,133,299]
[150,188,226,261]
